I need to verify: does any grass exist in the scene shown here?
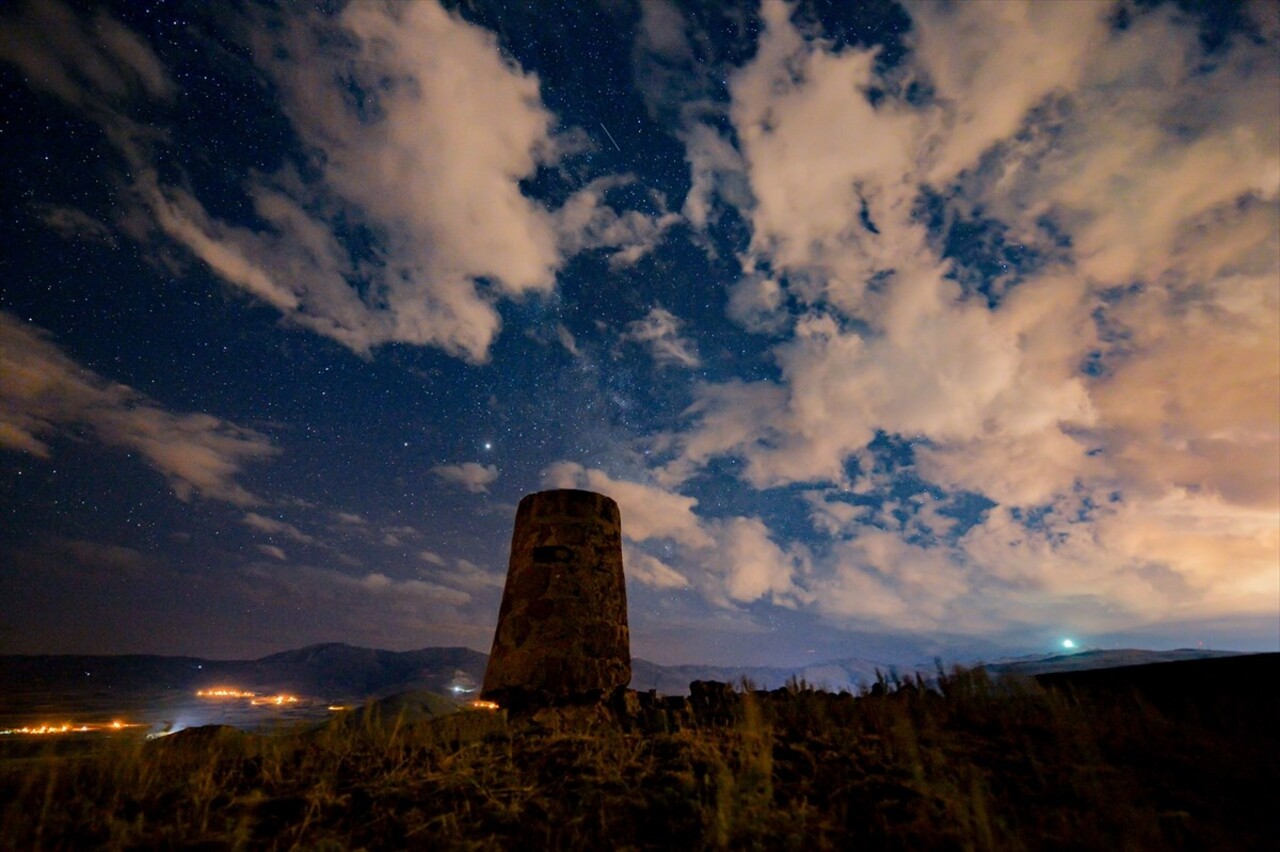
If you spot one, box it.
[0,666,1274,850]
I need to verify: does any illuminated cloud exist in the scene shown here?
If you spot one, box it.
[649,1,1279,638]
[242,513,315,545]
[2,0,674,364]
[0,0,174,108]
[1,0,1275,659]
[623,545,690,591]
[543,462,712,548]
[908,0,1109,185]
[554,177,681,268]
[621,307,702,369]
[432,462,499,494]
[0,313,275,505]
[543,463,807,605]
[257,544,287,561]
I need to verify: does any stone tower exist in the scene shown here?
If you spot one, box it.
[481,489,630,707]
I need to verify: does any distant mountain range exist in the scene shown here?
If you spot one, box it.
[0,643,1248,703]
[0,644,488,702]
[981,647,1243,678]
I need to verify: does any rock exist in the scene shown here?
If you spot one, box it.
[689,680,739,725]
[481,489,631,708]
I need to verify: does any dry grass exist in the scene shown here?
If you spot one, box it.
[0,666,1274,850]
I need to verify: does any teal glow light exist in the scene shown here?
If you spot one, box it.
[1062,639,1076,649]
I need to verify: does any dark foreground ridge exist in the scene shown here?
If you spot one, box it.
[1,654,1275,850]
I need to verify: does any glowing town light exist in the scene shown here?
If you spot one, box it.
[468,700,499,711]
[197,688,257,699]
[197,688,300,707]
[1062,639,1076,649]
[1,720,144,736]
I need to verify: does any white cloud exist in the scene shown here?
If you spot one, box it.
[204,0,564,360]
[624,545,690,590]
[2,0,675,364]
[621,307,702,369]
[432,462,498,494]
[728,0,924,315]
[725,268,787,334]
[813,530,974,630]
[651,0,1279,639]
[542,462,713,548]
[681,121,754,231]
[0,313,276,505]
[908,0,1109,185]
[703,516,811,608]
[631,0,754,235]
[542,463,807,607]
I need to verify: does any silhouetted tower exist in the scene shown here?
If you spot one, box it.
[481,489,631,706]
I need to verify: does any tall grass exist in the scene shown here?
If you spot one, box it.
[0,666,1273,850]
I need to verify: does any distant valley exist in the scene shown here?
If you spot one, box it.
[0,642,1248,733]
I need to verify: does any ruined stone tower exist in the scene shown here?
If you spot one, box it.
[481,489,630,707]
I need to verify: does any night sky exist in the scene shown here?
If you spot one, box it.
[2,0,1277,666]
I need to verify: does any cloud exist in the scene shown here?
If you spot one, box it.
[47,539,153,582]
[257,544,287,561]
[450,558,506,594]
[631,0,754,233]
[0,1,173,108]
[32,204,116,246]
[813,530,975,630]
[681,120,754,232]
[242,513,315,545]
[542,462,808,606]
[675,1,1274,504]
[542,462,712,548]
[555,324,581,357]
[623,545,690,590]
[554,177,681,268]
[702,516,811,608]
[725,269,787,334]
[236,0,563,360]
[0,313,276,505]
[908,0,1109,185]
[431,462,498,494]
[621,307,702,369]
[728,0,923,313]
[236,561,493,650]
[380,525,424,547]
[647,0,1278,639]
[2,0,674,364]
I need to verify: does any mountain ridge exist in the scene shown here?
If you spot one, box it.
[1,643,1246,699]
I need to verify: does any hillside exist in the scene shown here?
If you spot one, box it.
[1,656,1275,849]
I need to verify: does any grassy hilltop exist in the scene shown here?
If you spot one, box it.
[1,657,1275,850]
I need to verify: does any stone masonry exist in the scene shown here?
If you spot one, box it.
[481,489,631,707]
